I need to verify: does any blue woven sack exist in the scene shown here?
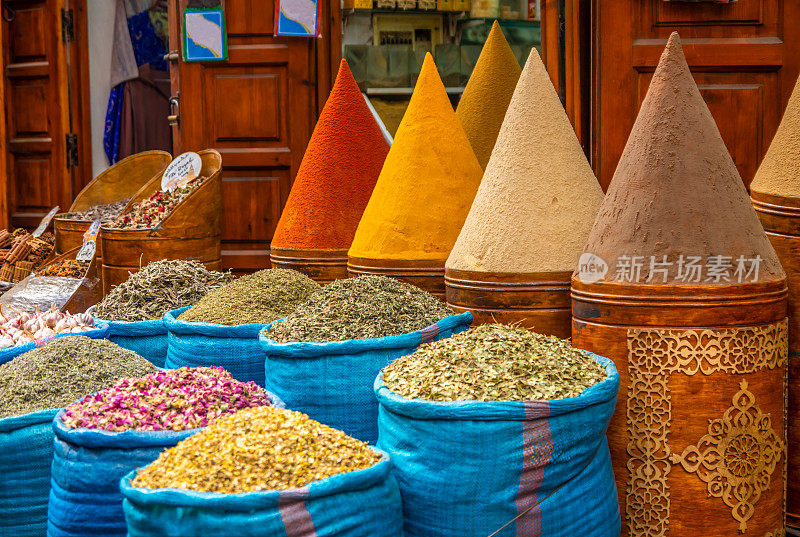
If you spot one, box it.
[0,320,110,366]
[90,308,168,368]
[164,307,268,386]
[260,312,473,444]
[47,390,284,537]
[120,449,403,537]
[375,353,621,537]
[0,408,60,537]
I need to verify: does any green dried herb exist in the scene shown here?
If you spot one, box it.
[267,275,453,343]
[178,268,320,326]
[0,336,157,419]
[382,324,607,402]
[93,260,234,322]
[132,406,381,493]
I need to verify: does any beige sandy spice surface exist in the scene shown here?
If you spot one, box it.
[348,53,483,262]
[447,48,603,273]
[751,73,800,198]
[455,21,521,170]
[579,32,783,284]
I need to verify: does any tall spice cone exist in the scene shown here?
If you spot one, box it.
[348,53,483,297]
[455,21,521,169]
[571,32,788,537]
[270,60,389,284]
[750,72,800,528]
[446,49,602,337]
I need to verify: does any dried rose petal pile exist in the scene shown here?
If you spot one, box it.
[62,366,270,432]
[107,175,208,230]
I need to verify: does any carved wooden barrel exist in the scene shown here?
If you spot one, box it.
[100,150,222,295]
[752,190,800,527]
[54,151,172,255]
[347,258,445,298]
[444,269,571,337]
[269,247,348,285]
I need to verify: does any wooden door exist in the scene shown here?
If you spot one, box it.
[167,0,318,273]
[592,0,800,190]
[1,0,90,228]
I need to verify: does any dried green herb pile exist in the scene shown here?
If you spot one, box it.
[93,260,234,321]
[178,268,319,326]
[382,324,606,401]
[266,275,453,343]
[0,336,157,419]
[132,406,381,493]
[61,199,130,222]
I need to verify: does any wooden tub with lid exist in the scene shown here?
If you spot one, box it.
[100,149,222,295]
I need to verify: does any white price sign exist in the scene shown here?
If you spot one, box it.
[161,152,202,192]
[32,206,60,238]
[76,220,101,262]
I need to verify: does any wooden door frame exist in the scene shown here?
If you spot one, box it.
[318,0,342,111]
[70,0,92,193]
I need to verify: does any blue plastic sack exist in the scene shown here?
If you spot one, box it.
[164,307,268,386]
[0,408,60,537]
[0,320,110,366]
[47,390,284,537]
[120,449,403,537]
[260,312,473,444]
[90,308,168,368]
[375,353,621,537]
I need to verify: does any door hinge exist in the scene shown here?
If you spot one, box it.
[65,134,78,168]
[61,8,74,43]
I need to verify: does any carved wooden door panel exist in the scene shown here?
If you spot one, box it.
[592,0,800,190]
[168,0,316,273]
[2,0,76,228]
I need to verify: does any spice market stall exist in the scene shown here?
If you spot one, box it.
[100,149,222,294]
[445,47,602,337]
[571,33,788,537]
[269,60,388,284]
[750,72,800,530]
[348,54,483,297]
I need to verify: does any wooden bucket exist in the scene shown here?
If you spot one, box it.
[53,151,172,255]
[35,246,102,313]
[571,278,788,537]
[752,189,800,528]
[444,269,571,337]
[270,247,348,284]
[347,257,445,298]
[100,149,222,295]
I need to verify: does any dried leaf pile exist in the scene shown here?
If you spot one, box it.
[38,259,89,278]
[93,260,234,321]
[382,324,607,402]
[132,406,382,493]
[178,268,319,326]
[107,177,207,230]
[266,275,453,343]
[61,199,130,222]
[0,336,157,419]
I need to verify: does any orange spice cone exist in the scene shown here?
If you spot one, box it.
[750,72,800,527]
[445,48,602,336]
[455,21,521,169]
[270,60,389,284]
[348,53,483,297]
[571,32,787,537]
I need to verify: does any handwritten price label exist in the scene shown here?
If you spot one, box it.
[161,152,202,192]
[76,220,101,262]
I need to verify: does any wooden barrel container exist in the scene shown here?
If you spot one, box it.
[35,246,102,313]
[752,190,800,527]
[54,151,172,256]
[100,149,222,295]
[572,278,788,537]
[347,257,445,298]
[444,269,571,337]
[269,247,348,284]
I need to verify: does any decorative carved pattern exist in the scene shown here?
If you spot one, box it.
[669,381,785,532]
[625,320,787,537]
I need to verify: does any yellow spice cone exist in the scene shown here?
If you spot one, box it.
[751,74,800,197]
[456,21,521,169]
[447,48,603,273]
[349,53,483,263]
